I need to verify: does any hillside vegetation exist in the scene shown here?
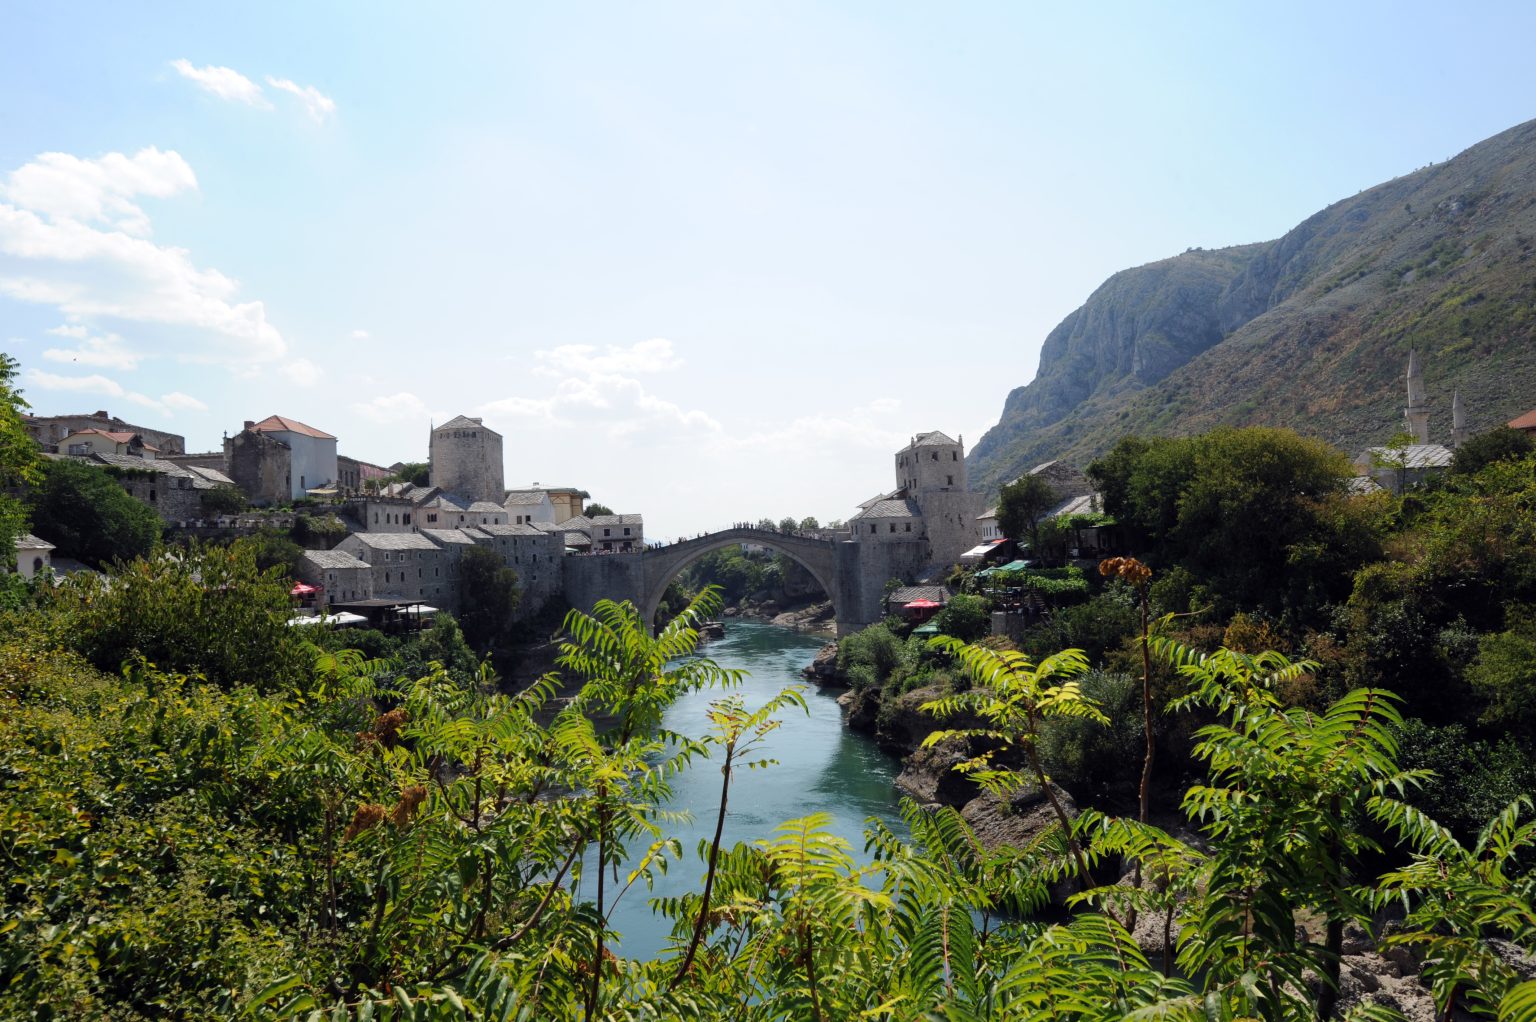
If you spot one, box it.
[971,117,1536,491]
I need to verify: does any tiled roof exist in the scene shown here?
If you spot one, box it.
[978,507,997,520]
[64,428,152,447]
[460,527,492,540]
[16,533,54,551]
[187,465,235,486]
[346,532,440,551]
[590,514,642,526]
[467,501,505,514]
[480,523,546,537]
[1509,408,1536,430]
[503,490,551,506]
[562,532,592,547]
[540,515,592,532]
[850,498,922,520]
[1358,444,1454,469]
[858,490,900,510]
[91,453,194,477]
[251,415,336,440]
[1049,493,1101,518]
[438,414,494,432]
[301,549,370,570]
[420,529,478,546]
[1345,475,1385,495]
[887,585,951,605]
[907,431,956,448]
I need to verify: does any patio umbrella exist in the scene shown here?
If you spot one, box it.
[904,599,942,609]
[289,582,318,596]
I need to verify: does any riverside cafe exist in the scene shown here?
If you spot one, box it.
[972,559,1036,612]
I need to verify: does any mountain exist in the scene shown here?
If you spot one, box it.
[969,117,1536,493]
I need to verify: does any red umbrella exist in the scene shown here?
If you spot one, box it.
[904,599,941,609]
[290,582,319,596]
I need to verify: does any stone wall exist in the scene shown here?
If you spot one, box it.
[835,539,929,633]
[430,420,504,505]
[914,489,986,568]
[225,430,291,506]
[113,469,203,524]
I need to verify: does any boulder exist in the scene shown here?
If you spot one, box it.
[959,779,1078,853]
[800,642,842,684]
[894,738,980,808]
[841,687,880,734]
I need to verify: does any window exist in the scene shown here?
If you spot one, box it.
[869,524,876,534]
[931,452,937,460]
[904,523,911,532]
[623,527,630,535]
[428,513,437,523]
[603,528,611,537]
[952,451,957,461]
[404,513,411,524]
[374,511,379,524]
[889,523,896,533]
[947,475,953,486]
[149,489,157,502]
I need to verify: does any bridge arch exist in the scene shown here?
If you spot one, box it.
[638,528,842,633]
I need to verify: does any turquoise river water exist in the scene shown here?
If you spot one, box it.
[595,619,907,960]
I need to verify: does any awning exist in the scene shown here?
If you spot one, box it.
[912,623,940,636]
[995,559,1032,573]
[904,599,942,609]
[401,604,439,616]
[959,539,1007,560]
[286,615,326,627]
[327,612,369,627]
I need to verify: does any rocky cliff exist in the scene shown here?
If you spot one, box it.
[970,116,1536,491]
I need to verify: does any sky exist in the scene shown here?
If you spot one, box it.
[4,2,1536,537]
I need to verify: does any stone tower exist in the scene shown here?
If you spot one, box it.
[1404,350,1430,444]
[893,430,984,569]
[429,415,505,504]
[1451,390,1469,448]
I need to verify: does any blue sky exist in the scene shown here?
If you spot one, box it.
[4,2,1535,535]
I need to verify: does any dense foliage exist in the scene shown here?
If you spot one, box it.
[28,457,162,566]
[4,553,1535,1020]
[456,544,522,650]
[0,352,39,554]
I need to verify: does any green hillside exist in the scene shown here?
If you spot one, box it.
[970,116,1536,491]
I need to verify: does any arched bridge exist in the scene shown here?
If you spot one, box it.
[561,526,928,637]
[636,528,842,631]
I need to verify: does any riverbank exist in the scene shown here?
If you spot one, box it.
[724,595,836,635]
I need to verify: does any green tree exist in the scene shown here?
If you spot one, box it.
[1089,426,1363,622]
[233,529,305,577]
[28,458,160,566]
[995,473,1057,553]
[798,516,820,531]
[199,484,247,515]
[391,461,429,486]
[777,516,797,534]
[1451,426,1535,474]
[584,502,614,517]
[456,545,521,650]
[933,593,991,641]
[0,352,40,555]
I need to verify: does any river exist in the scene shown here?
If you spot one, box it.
[599,619,907,960]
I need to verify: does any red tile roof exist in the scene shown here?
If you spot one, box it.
[1508,409,1536,431]
[251,415,336,440]
[63,428,159,451]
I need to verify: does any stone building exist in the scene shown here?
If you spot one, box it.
[851,430,984,570]
[591,514,644,552]
[476,523,564,612]
[60,429,161,458]
[344,495,418,532]
[225,415,338,504]
[296,549,374,606]
[337,455,391,495]
[503,489,557,526]
[23,410,184,455]
[336,532,449,605]
[430,415,504,505]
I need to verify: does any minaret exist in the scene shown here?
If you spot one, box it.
[1451,390,1468,447]
[1404,350,1429,444]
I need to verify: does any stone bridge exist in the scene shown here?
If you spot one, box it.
[561,526,930,636]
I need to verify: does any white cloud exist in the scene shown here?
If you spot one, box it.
[171,59,270,107]
[161,391,208,413]
[41,330,142,371]
[350,328,369,340]
[265,76,336,122]
[46,324,88,339]
[282,357,322,387]
[1,147,197,236]
[352,391,434,425]
[26,368,126,396]
[532,337,683,378]
[480,338,718,441]
[23,368,208,418]
[0,148,288,368]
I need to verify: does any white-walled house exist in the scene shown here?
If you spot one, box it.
[13,534,54,578]
[246,415,338,500]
